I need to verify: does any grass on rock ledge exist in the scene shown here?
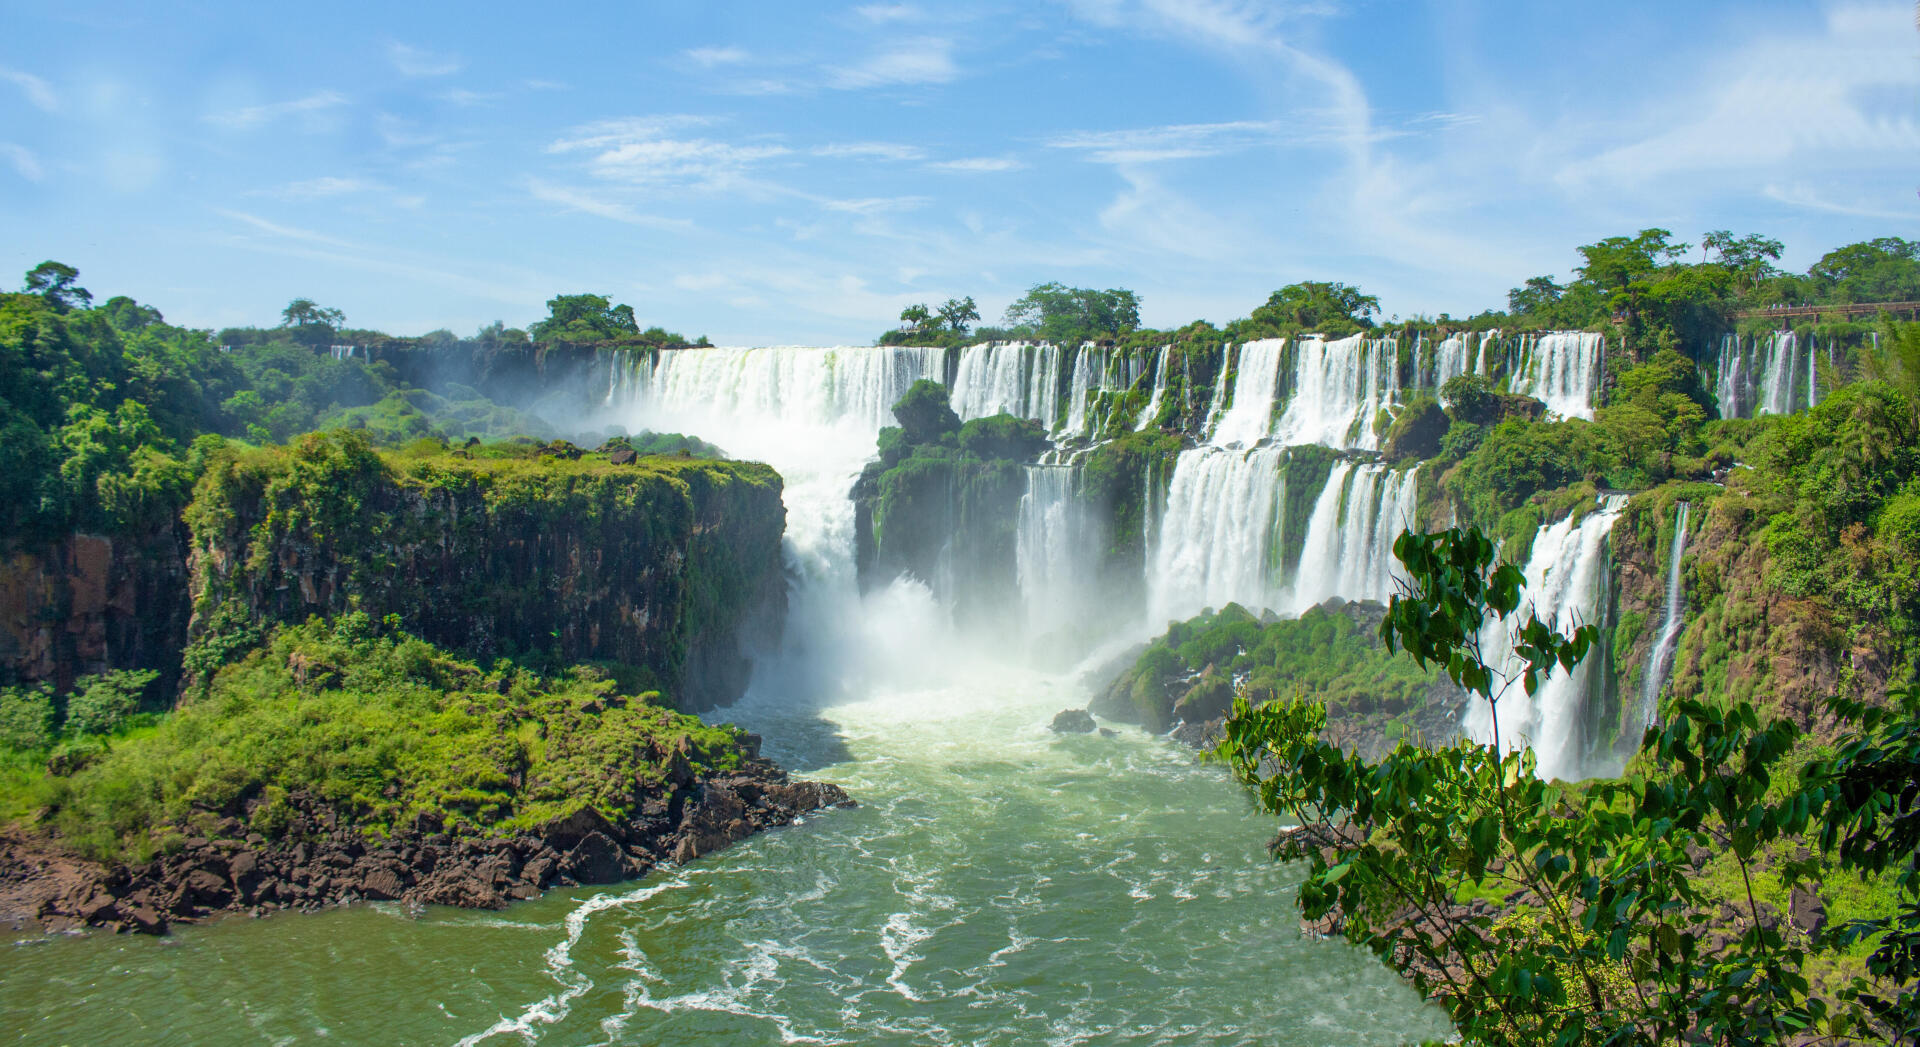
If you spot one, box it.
[6,614,747,864]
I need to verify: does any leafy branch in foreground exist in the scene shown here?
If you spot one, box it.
[1219,525,1918,1046]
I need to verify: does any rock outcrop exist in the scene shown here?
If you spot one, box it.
[184,434,787,711]
[0,523,189,693]
[3,753,850,936]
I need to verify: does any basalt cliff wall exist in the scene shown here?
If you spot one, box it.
[183,434,788,711]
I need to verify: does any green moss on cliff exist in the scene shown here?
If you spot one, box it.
[183,431,785,707]
[853,383,1048,622]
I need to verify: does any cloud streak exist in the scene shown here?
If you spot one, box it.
[1,66,56,111]
[829,37,959,88]
[388,42,462,77]
[206,91,348,131]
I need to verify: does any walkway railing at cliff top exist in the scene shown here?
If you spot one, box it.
[1731,300,1920,321]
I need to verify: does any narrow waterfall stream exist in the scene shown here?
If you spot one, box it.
[1639,502,1692,728]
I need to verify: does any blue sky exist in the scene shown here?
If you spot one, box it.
[2,1,1916,343]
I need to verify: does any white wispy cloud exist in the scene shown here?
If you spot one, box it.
[927,156,1024,172]
[1763,182,1920,222]
[547,117,789,189]
[526,179,698,229]
[437,88,502,106]
[1560,5,1920,191]
[206,90,348,131]
[1,143,42,181]
[685,46,750,67]
[829,37,959,88]
[814,141,927,161]
[854,3,921,21]
[1048,120,1289,164]
[213,207,357,249]
[1,67,56,112]
[260,176,385,199]
[822,195,930,214]
[388,41,462,77]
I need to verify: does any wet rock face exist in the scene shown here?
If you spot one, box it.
[4,758,853,936]
[0,525,190,692]
[1049,709,1097,734]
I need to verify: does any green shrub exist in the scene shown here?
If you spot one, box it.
[64,670,158,737]
[0,685,56,752]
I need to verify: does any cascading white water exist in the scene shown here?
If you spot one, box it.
[1064,345,1103,436]
[610,341,1617,774]
[1432,334,1472,389]
[1510,332,1603,420]
[610,345,957,699]
[1015,464,1101,647]
[1464,495,1626,781]
[1146,446,1286,627]
[1715,331,1820,418]
[1135,348,1170,431]
[1208,339,1289,448]
[950,342,1062,429]
[1270,335,1398,450]
[1639,501,1690,728]
[1289,462,1420,612]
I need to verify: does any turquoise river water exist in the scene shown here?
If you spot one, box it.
[2,664,1447,1046]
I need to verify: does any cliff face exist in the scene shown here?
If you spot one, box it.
[1607,473,1893,753]
[183,434,787,711]
[0,524,190,692]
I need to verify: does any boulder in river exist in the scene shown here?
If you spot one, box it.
[1050,709,1097,734]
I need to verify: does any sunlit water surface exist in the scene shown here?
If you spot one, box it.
[2,668,1447,1046]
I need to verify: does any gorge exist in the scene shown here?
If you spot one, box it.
[2,256,1913,1044]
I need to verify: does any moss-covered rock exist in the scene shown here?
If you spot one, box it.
[851,383,1049,624]
[1091,600,1460,754]
[182,431,785,711]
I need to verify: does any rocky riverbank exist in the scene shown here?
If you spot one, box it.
[3,744,850,936]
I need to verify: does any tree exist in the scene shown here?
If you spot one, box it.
[529,293,642,342]
[1698,231,1785,298]
[1507,276,1565,316]
[1219,526,1915,1044]
[1574,229,1686,319]
[279,298,345,331]
[1002,283,1141,343]
[1247,281,1380,335]
[24,261,92,312]
[1809,238,1920,304]
[936,296,980,334]
[899,303,932,332]
[99,295,164,331]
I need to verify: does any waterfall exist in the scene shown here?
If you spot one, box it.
[1638,501,1691,728]
[1510,332,1603,420]
[1015,464,1100,647]
[1432,334,1472,389]
[1289,462,1420,611]
[1146,446,1287,626]
[1134,349,1170,431]
[1270,334,1398,451]
[1714,331,1820,419]
[950,342,1063,429]
[1209,339,1288,448]
[1464,495,1626,781]
[1473,330,1497,377]
[1064,346,1110,436]
[1714,334,1747,418]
